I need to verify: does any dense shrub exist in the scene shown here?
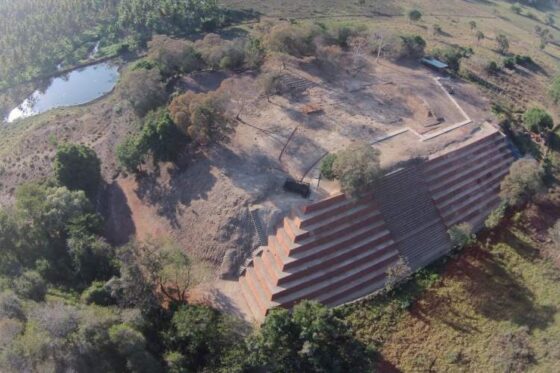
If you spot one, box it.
[119,67,167,116]
[148,35,204,75]
[492,327,535,372]
[408,9,422,22]
[266,23,324,57]
[169,91,230,145]
[500,158,545,207]
[448,223,475,249]
[332,142,382,196]
[486,61,500,74]
[81,281,115,306]
[399,35,426,59]
[523,107,553,134]
[320,153,337,180]
[485,203,507,229]
[13,271,47,301]
[53,143,101,196]
[0,291,25,320]
[496,34,510,55]
[116,134,148,172]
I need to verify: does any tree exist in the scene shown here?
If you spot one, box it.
[169,91,230,145]
[476,30,485,44]
[13,270,47,301]
[550,75,560,105]
[0,291,25,320]
[108,323,162,372]
[246,301,372,372]
[53,143,101,196]
[399,35,426,58]
[448,223,475,249]
[148,35,203,76]
[141,109,187,162]
[116,134,148,172]
[511,4,522,15]
[500,159,544,207]
[408,9,422,22]
[523,107,553,134]
[496,34,510,55]
[332,142,382,196]
[320,154,337,180]
[113,239,193,305]
[119,67,167,116]
[164,305,238,371]
[469,20,477,30]
[432,24,443,36]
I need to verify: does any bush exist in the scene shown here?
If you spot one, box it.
[148,35,203,76]
[81,281,115,306]
[169,91,230,145]
[408,9,422,22]
[432,46,472,72]
[523,107,553,134]
[54,143,101,196]
[320,154,337,180]
[0,291,25,320]
[13,271,47,301]
[485,203,507,229]
[448,223,475,249]
[266,23,323,57]
[116,134,148,172]
[332,142,382,196]
[500,158,545,207]
[503,56,516,69]
[119,67,167,116]
[486,61,500,75]
[399,35,426,59]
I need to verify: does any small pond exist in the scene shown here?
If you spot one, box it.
[6,61,120,123]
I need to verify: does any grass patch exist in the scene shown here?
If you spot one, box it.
[345,222,560,371]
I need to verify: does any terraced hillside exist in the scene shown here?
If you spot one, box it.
[240,129,516,319]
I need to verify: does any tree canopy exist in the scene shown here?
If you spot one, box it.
[523,107,554,134]
[332,142,382,196]
[53,143,102,196]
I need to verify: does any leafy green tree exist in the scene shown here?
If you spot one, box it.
[523,107,553,134]
[164,305,239,371]
[116,134,148,172]
[332,142,382,196]
[142,109,187,162]
[246,301,372,373]
[53,143,101,196]
[408,9,422,22]
[500,159,545,207]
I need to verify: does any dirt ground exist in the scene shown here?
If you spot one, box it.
[0,52,501,317]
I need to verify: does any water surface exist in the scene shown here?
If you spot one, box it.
[6,62,119,122]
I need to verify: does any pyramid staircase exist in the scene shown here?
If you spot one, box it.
[239,129,517,320]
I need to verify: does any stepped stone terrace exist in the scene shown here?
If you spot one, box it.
[239,127,516,320]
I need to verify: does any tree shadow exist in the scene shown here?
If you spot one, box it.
[134,153,217,229]
[101,180,136,245]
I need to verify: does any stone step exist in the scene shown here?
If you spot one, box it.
[287,209,385,255]
[261,248,282,282]
[239,275,265,320]
[446,191,501,228]
[273,247,398,301]
[244,267,273,316]
[436,165,510,210]
[296,193,375,229]
[276,252,398,308]
[430,152,512,197]
[284,222,391,267]
[426,142,509,185]
[317,266,389,306]
[434,161,510,206]
[426,136,506,180]
[300,193,346,214]
[426,132,502,172]
[284,232,395,278]
[253,256,278,297]
[442,184,500,222]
